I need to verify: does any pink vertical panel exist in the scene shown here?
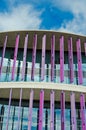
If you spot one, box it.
[31,34,37,81]
[68,37,74,83]
[80,93,86,130]
[51,35,55,82]
[6,88,12,130]
[41,35,46,81]
[17,88,22,130]
[60,36,64,82]
[50,90,54,130]
[70,92,77,130]
[11,35,20,80]
[76,39,83,84]
[38,90,44,130]
[0,35,8,76]
[21,34,28,80]
[61,91,65,130]
[28,89,34,130]
[84,42,86,56]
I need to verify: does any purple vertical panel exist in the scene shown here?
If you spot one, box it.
[76,39,83,84]
[68,37,74,83]
[21,34,28,80]
[28,89,34,130]
[17,88,22,130]
[70,92,77,130]
[6,88,12,130]
[41,35,46,81]
[0,35,7,76]
[11,35,20,80]
[38,90,44,130]
[60,36,64,82]
[84,42,86,56]
[50,90,54,130]
[51,35,55,82]
[80,93,86,130]
[61,91,65,130]
[31,34,37,81]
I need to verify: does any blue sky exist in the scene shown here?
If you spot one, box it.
[0,0,85,35]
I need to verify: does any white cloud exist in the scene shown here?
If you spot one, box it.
[52,0,86,35]
[52,0,86,15]
[0,4,42,31]
[57,15,86,35]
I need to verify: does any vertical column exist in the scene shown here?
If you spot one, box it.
[21,34,28,80]
[31,34,37,81]
[0,35,8,76]
[17,88,22,130]
[51,35,55,82]
[50,90,55,130]
[0,105,4,130]
[28,89,34,130]
[61,91,65,130]
[11,34,20,80]
[76,39,83,84]
[54,111,56,130]
[68,37,74,83]
[70,92,77,130]
[60,36,64,82]
[37,109,39,129]
[45,110,48,130]
[38,90,44,130]
[41,35,46,81]
[6,88,12,130]
[80,93,86,130]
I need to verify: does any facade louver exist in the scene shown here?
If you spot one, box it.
[0,30,86,130]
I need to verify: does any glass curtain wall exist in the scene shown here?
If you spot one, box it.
[0,48,86,86]
[0,99,82,130]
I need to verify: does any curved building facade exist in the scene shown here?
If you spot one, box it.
[0,30,86,130]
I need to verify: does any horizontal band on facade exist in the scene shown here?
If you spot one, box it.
[0,82,86,102]
[0,81,86,92]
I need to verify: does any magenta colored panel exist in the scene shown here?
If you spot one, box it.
[76,39,83,84]
[31,34,37,81]
[21,34,28,80]
[11,35,20,80]
[41,35,46,81]
[28,89,34,130]
[51,35,55,82]
[61,91,65,130]
[60,36,64,82]
[0,35,8,76]
[38,90,44,130]
[50,90,54,130]
[68,37,74,83]
[6,88,12,130]
[70,92,77,130]
[80,93,86,130]
[17,88,22,130]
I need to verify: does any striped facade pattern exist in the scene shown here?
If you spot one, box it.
[0,31,86,130]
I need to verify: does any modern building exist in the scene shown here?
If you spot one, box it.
[0,30,86,130]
